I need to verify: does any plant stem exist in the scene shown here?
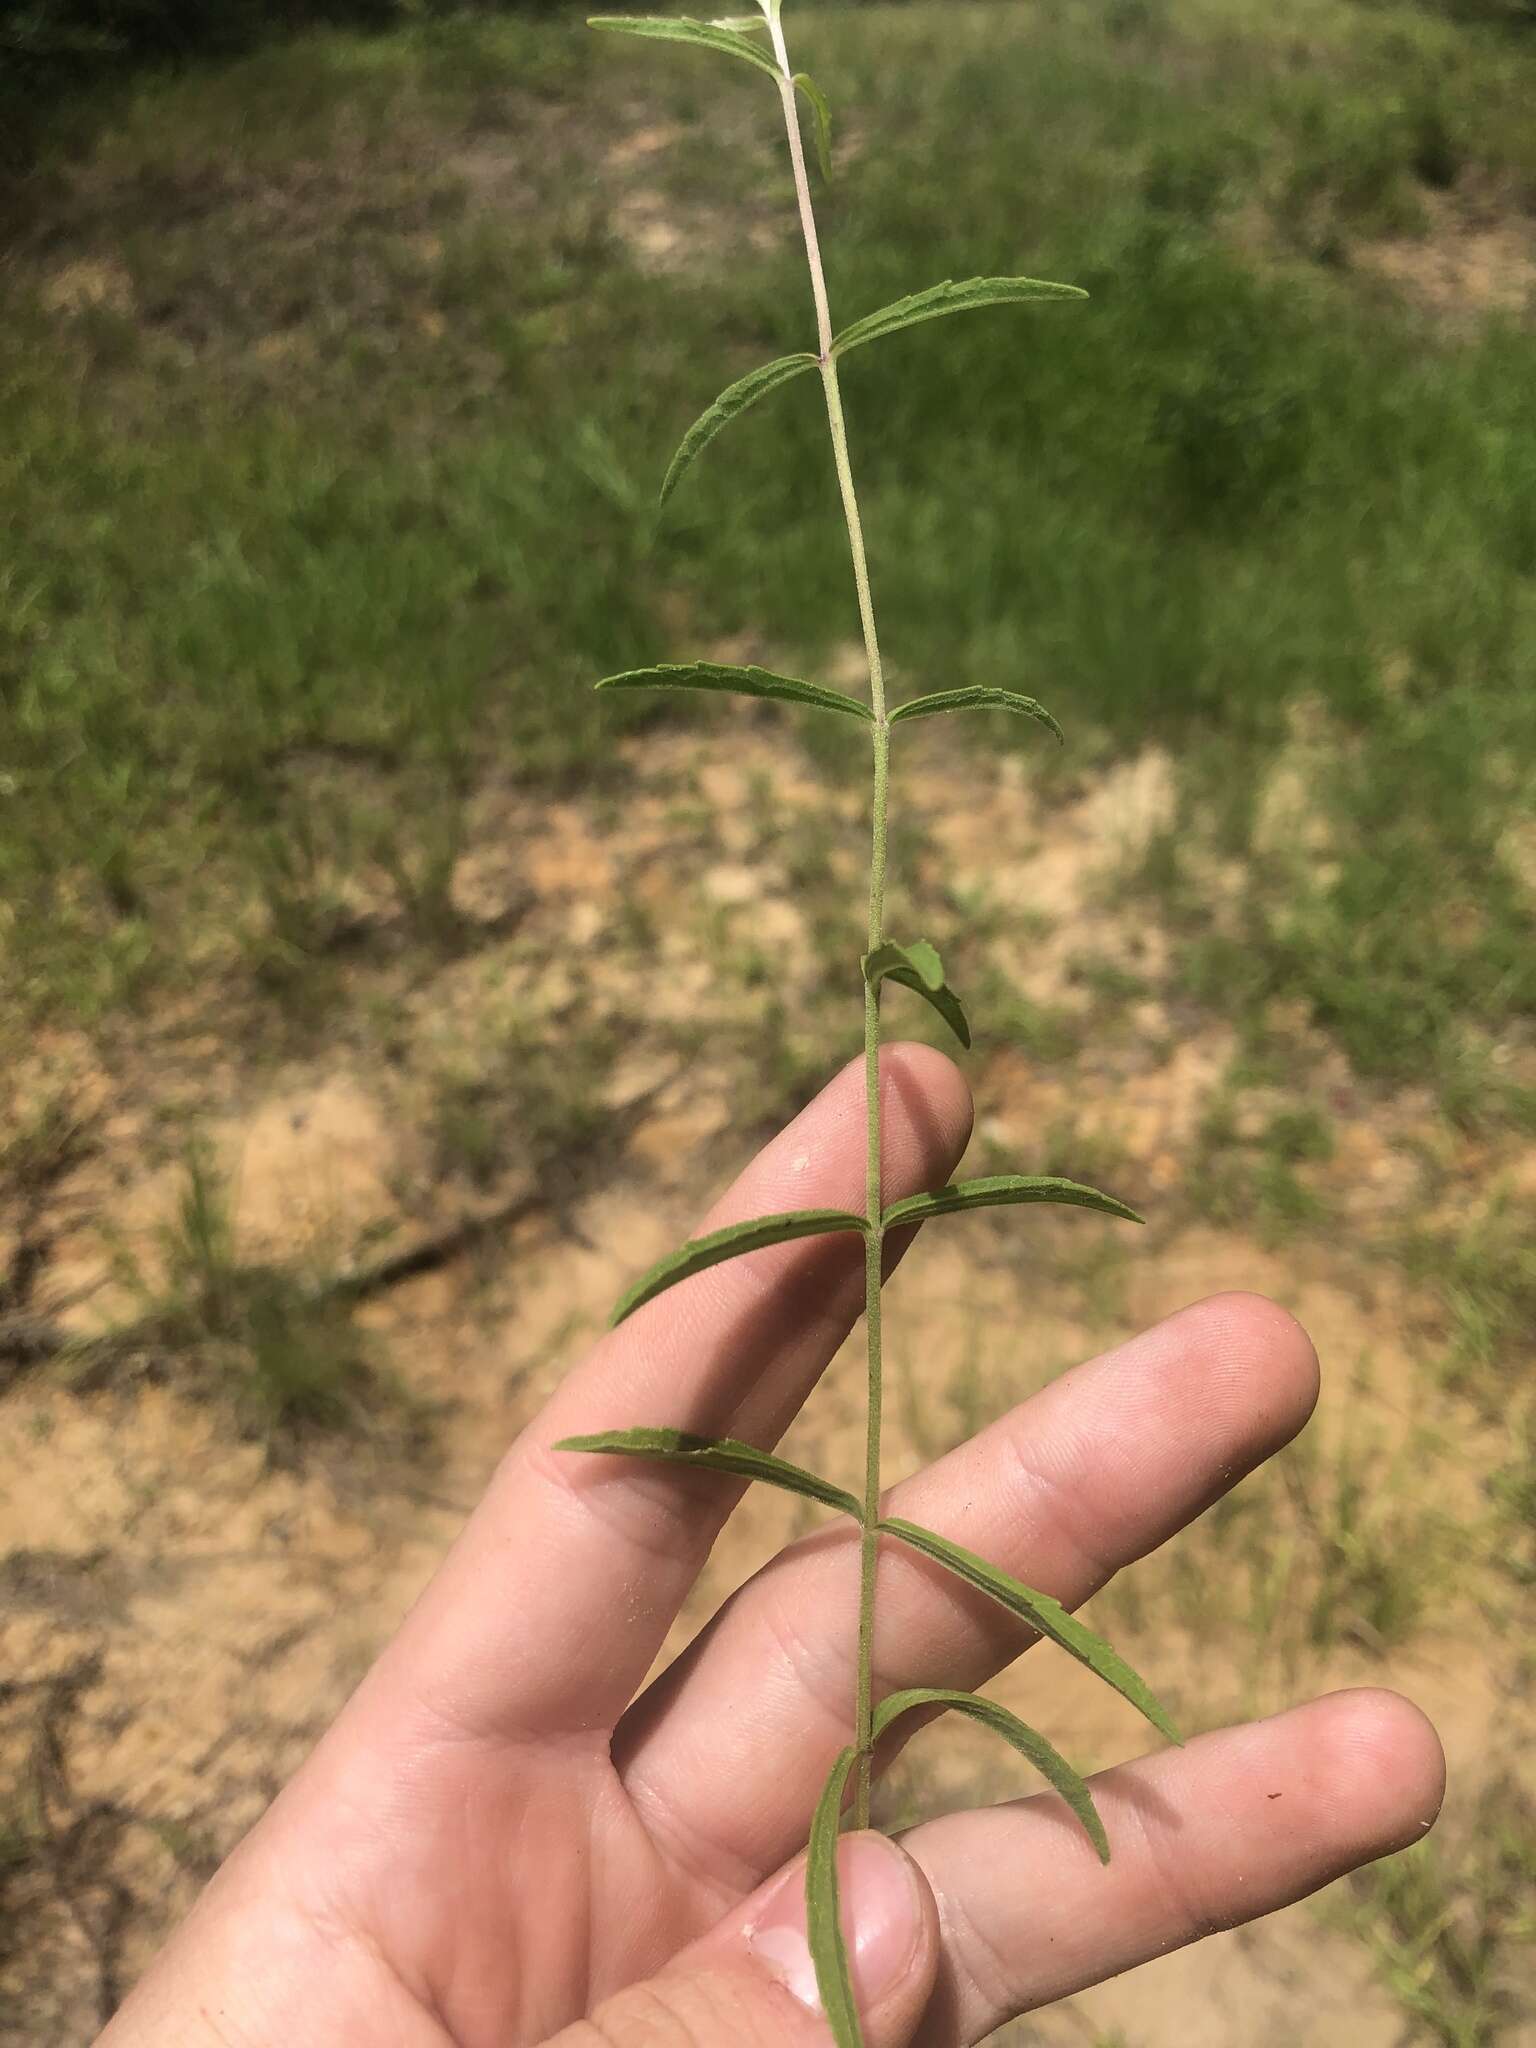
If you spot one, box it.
[769,12,890,1832]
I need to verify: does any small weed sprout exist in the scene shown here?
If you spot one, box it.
[141,1148,385,1441]
[559,8,1179,2036]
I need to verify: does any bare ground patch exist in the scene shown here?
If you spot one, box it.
[1354,188,1536,329]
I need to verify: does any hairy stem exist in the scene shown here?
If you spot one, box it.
[770,10,889,1831]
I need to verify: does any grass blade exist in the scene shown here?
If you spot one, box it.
[832,276,1087,359]
[661,353,819,507]
[588,15,782,80]
[794,71,834,181]
[882,1175,1143,1231]
[863,939,971,1049]
[596,661,872,722]
[890,686,1063,743]
[880,1519,1181,1744]
[807,1746,865,2048]
[610,1208,868,1325]
[872,1687,1109,1863]
[554,1426,860,1517]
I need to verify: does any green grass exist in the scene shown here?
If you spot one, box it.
[120,1146,405,1441]
[1187,1083,1337,1243]
[2,0,1533,1110]
[1329,1777,1536,2048]
[430,1012,617,1192]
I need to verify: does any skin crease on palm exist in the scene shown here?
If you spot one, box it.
[97,1047,1446,2048]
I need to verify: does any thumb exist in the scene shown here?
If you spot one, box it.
[542,1832,940,2048]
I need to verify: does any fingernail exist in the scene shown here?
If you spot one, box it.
[748,1832,923,2015]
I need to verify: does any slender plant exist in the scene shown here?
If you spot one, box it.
[558,8,1180,2040]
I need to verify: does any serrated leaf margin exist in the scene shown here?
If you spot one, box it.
[889,686,1064,743]
[589,14,783,80]
[832,275,1088,359]
[882,1175,1144,1231]
[610,1208,869,1326]
[596,662,873,721]
[661,352,819,507]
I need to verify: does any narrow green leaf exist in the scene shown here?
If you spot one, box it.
[832,275,1088,359]
[794,71,834,182]
[890,687,1063,744]
[661,352,819,507]
[872,1687,1109,1863]
[596,661,872,722]
[588,15,783,80]
[554,1427,860,1517]
[882,1175,1144,1232]
[610,1208,868,1325]
[863,940,971,1050]
[807,1747,864,2048]
[880,1519,1182,1745]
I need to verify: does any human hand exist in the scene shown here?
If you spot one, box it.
[99,1046,1443,2048]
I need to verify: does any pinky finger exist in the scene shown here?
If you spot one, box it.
[902,1688,1445,2046]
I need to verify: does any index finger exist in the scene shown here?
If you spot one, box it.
[365,1043,972,1745]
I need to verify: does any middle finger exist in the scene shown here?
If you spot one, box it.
[615,1290,1319,1880]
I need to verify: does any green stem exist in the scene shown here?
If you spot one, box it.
[770,11,890,1832]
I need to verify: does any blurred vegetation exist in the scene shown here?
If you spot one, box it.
[3,0,1533,1122]
[0,0,575,156]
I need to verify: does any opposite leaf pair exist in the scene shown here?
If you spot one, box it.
[596,662,1064,744]
[653,275,1085,505]
[602,1174,1142,1326]
[554,1420,1178,1750]
[554,1432,1180,2029]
